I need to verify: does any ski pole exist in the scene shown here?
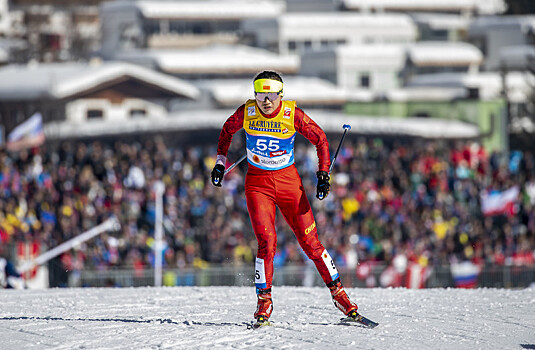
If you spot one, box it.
[213,154,247,186]
[224,154,247,175]
[329,124,351,174]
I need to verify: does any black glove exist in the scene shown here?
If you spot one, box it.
[316,171,330,200]
[211,164,225,187]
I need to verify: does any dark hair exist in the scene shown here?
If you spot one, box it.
[254,71,283,83]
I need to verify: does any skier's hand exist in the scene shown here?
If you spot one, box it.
[316,171,330,200]
[211,164,225,187]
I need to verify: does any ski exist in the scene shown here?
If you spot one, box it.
[247,314,378,330]
[248,320,273,329]
[339,313,379,328]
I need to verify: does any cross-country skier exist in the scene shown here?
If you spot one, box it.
[211,70,359,326]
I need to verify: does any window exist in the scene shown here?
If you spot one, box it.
[130,109,147,118]
[288,41,297,51]
[414,112,430,118]
[87,109,103,119]
[359,74,370,88]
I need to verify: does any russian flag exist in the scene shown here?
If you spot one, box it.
[6,112,45,152]
[480,186,519,217]
[450,261,480,289]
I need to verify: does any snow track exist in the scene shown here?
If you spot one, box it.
[0,286,534,349]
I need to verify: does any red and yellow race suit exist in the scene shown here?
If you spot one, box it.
[216,100,340,290]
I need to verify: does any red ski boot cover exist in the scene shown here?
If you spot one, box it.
[328,279,358,316]
[254,289,273,319]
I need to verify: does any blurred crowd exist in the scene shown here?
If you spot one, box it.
[1,136,534,282]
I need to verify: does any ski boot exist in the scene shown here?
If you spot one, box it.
[253,288,272,328]
[328,278,358,316]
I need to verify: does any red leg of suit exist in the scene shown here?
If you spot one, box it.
[246,164,336,291]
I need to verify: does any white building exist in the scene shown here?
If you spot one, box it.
[0,60,200,138]
[410,13,471,42]
[241,12,417,55]
[468,15,535,71]
[300,44,406,92]
[0,0,9,35]
[99,0,285,59]
[401,41,483,84]
[299,41,482,91]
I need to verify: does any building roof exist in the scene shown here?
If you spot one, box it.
[44,108,480,139]
[276,12,417,39]
[102,0,285,20]
[408,42,483,66]
[340,0,506,15]
[195,76,374,107]
[469,15,535,34]
[410,13,471,31]
[115,45,300,74]
[408,71,535,102]
[0,60,201,101]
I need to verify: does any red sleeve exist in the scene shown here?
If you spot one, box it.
[217,104,245,157]
[294,107,330,172]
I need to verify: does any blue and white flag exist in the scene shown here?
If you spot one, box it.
[6,112,45,151]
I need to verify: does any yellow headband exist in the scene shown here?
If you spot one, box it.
[254,79,283,93]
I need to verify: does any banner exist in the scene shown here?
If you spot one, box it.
[480,186,519,216]
[6,112,45,151]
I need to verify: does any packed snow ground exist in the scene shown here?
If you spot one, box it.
[0,286,534,349]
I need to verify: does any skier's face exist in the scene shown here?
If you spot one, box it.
[256,93,281,115]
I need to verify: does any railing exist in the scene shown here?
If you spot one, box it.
[76,264,535,289]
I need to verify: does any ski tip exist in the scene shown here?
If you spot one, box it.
[340,314,379,329]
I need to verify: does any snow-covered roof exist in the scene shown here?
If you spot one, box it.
[341,0,506,15]
[333,44,406,68]
[469,15,535,34]
[44,108,479,139]
[280,12,415,28]
[195,77,374,107]
[277,12,417,39]
[312,111,480,139]
[0,61,201,101]
[386,87,467,102]
[410,13,471,31]
[408,72,535,102]
[103,0,285,20]
[115,45,300,74]
[408,42,483,66]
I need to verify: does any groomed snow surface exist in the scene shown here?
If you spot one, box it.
[1,286,534,349]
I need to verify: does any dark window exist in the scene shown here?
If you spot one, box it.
[87,109,103,119]
[288,41,297,51]
[414,112,430,118]
[360,74,370,88]
[130,109,146,118]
